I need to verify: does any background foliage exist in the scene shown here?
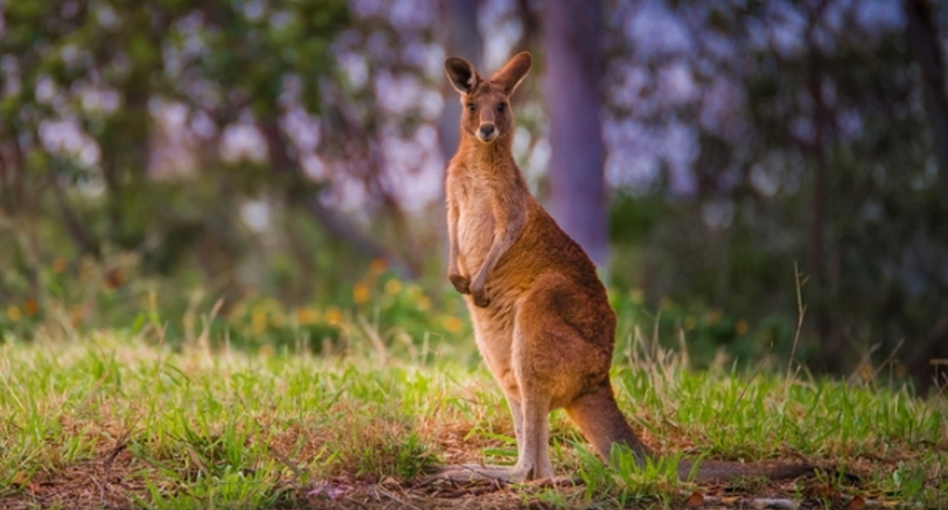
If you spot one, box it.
[1,0,947,391]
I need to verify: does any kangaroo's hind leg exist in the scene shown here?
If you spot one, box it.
[510,390,553,480]
[506,286,576,481]
[505,393,525,464]
[510,273,625,481]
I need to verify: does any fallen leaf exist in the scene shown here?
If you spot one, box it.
[845,495,866,510]
[11,472,31,488]
[684,490,705,507]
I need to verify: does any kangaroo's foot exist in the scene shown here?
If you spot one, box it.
[426,464,513,483]
[426,464,576,485]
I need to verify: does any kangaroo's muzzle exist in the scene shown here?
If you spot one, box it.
[477,123,498,142]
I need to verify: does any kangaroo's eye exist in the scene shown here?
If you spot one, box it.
[497,102,506,113]
[467,103,476,112]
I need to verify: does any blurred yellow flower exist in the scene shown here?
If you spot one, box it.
[735,319,748,335]
[7,306,21,323]
[270,310,285,328]
[369,258,387,275]
[325,305,343,326]
[296,307,319,326]
[259,344,275,358]
[251,310,267,335]
[443,316,464,334]
[384,278,402,296]
[416,295,431,311]
[406,284,431,310]
[52,257,67,273]
[353,282,370,304]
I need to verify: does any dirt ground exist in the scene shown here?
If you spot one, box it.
[0,445,873,510]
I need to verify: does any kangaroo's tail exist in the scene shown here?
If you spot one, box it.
[678,458,817,483]
[566,383,818,483]
[565,382,653,465]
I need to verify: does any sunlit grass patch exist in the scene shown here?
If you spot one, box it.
[0,333,460,508]
[0,326,946,508]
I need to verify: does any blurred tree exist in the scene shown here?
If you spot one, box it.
[905,0,948,206]
[542,0,609,269]
[2,0,947,390]
[438,0,482,160]
[602,0,948,388]
[902,0,948,389]
[0,0,407,309]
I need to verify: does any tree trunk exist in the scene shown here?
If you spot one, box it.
[438,0,482,161]
[903,0,948,391]
[806,43,838,373]
[542,1,608,269]
[905,0,948,206]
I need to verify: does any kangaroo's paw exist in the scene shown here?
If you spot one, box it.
[471,289,490,308]
[448,274,471,294]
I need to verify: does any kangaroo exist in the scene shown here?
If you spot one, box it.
[440,51,816,483]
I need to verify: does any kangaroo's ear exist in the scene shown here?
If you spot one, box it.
[492,51,532,96]
[445,57,480,94]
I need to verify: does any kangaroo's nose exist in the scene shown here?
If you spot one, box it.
[478,124,496,139]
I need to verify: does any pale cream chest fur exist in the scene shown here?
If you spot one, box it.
[449,165,496,278]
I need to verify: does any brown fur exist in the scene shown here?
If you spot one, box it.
[443,51,814,483]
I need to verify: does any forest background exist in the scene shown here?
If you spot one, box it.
[2,0,947,392]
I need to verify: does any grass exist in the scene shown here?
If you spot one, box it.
[0,320,946,509]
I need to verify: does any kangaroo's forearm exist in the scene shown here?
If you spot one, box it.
[445,200,470,294]
[472,225,517,284]
[469,213,525,306]
[446,204,460,274]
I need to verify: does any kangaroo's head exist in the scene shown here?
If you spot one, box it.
[445,51,532,145]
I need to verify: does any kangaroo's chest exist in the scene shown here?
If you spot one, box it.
[453,175,496,272]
